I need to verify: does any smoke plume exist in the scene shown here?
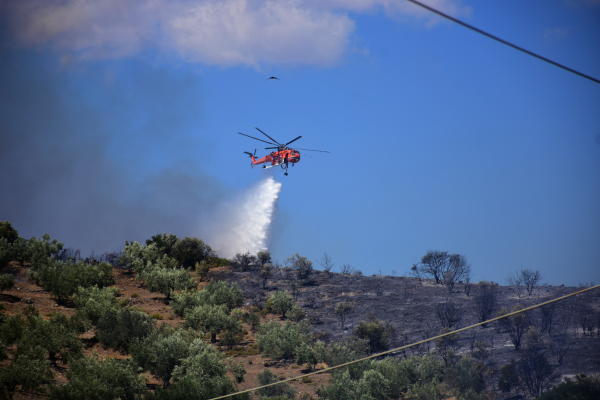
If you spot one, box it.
[209,176,282,258]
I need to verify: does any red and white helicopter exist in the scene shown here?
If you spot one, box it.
[238,127,329,176]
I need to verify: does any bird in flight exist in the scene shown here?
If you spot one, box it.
[265,76,280,80]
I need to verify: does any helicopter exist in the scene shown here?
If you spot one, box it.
[238,127,329,176]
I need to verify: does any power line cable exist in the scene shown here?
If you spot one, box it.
[406,0,600,85]
[209,283,600,400]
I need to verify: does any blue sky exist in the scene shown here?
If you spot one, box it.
[1,0,599,286]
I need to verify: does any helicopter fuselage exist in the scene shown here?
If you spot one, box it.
[249,149,300,168]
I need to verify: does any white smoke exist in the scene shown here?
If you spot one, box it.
[210,176,282,258]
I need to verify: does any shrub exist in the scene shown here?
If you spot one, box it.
[152,313,164,320]
[96,308,156,352]
[256,369,296,399]
[73,285,119,325]
[257,320,314,360]
[334,302,352,329]
[51,354,147,399]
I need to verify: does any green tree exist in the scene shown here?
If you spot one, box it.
[146,232,179,257]
[286,253,313,280]
[96,308,156,352]
[30,259,115,302]
[287,304,304,322]
[131,326,196,388]
[256,251,272,267]
[19,312,83,367]
[354,317,390,354]
[256,369,296,399]
[24,233,64,270]
[260,263,273,289]
[296,341,325,370]
[498,359,518,394]
[497,305,530,350]
[171,237,215,269]
[334,302,352,329]
[73,285,119,325]
[51,354,148,400]
[0,345,54,399]
[536,374,600,400]
[171,280,244,316]
[184,304,234,342]
[435,328,459,365]
[141,266,196,299]
[161,340,242,400]
[0,273,15,294]
[0,221,19,244]
[270,290,294,319]
[257,320,313,360]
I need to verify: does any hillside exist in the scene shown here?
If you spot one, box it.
[2,258,600,399]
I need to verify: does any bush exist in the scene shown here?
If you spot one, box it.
[256,369,296,399]
[141,266,196,299]
[24,233,64,269]
[96,308,156,352]
[73,285,119,325]
[257,320,314,360]
[51,354,148,400]
[30,259,115,301]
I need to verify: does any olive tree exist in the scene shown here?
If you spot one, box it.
[51,355,147,400]
[96,308,156,352]
[257,320,313,360]
[256,369,296,399]
[334,302,352,329]
[0,345,54,398]
[270,290,294,319]
[412,250,471,285]
[171,237,215,269]
[141,266,196,299]
[286,253,313,280]
[498,305,530,350]
[0,273,15,294]
[73,285,119,325]
[183,304,242,343]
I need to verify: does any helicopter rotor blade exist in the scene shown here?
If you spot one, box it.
[265,147,279,150]
[255,127,281,145]
[244,151,254,156]
[238,132,275,145]
[285,136,302,146]
[295,148,330,153]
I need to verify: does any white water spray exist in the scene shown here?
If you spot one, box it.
[210,176,282,258]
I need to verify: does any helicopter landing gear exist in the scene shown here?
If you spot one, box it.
[284,172,288,176]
